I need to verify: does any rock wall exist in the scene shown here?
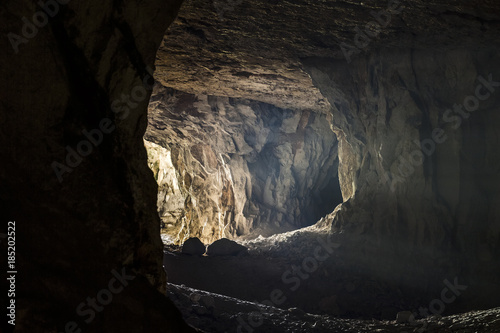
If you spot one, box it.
[302,48,500,303]
[0,0,196,331]
[145,85,342,244]
[303,49,500,248]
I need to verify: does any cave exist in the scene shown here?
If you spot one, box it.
[1,0,500,332]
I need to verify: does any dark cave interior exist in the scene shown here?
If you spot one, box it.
[1,0,500,332]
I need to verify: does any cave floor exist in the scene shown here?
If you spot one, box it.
[164,226,500,332]
[168,283,500,332]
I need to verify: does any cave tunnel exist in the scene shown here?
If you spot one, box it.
[1,0,500,332]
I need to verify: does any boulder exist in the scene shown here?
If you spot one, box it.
[182,237,206,255]
[396,311,415,324]
[189,292,201,303]
[206,238,248,256]
[200,295,215,309]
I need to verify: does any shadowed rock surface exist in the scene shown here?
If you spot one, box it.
[206,238,247,256]
[156,0,500,109]
[182,237,207,255]
[164,225,483,321]
[301,49,500,309]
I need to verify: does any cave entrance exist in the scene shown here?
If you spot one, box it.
[144,85,343,246]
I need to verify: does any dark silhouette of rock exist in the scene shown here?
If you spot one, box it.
[1,0,197,331]
[206,238,248,256]
[182,237,206,255]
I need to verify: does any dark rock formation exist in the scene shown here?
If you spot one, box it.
[0,0,196,331]
[396,311,414,324]
[182,237,206,255]
[206,238,247,256]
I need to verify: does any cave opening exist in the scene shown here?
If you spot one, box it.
[144,85,344,245]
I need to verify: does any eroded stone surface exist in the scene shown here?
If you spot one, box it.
[303,49,500,255]
[169,282,500,333]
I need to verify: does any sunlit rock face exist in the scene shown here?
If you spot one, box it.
[145,140,186,243]
[145,84,342,244]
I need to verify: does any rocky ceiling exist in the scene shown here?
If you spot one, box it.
[155,0,500,110]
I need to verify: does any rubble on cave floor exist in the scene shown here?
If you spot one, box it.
[167,283,500,333]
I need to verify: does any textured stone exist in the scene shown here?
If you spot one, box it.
[4,0,500,330]
[302,49,500,252]
[169,283,500,333]
[149,0,500,254]
[200,295,215,309]
[152,0,500,317]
